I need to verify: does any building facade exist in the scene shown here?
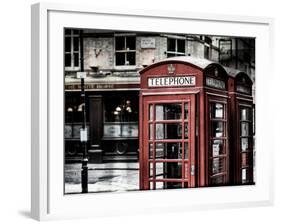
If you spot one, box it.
[64,29,255,165]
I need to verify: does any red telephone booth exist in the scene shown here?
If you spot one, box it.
[227,69,254,185]
[139,56,230,190]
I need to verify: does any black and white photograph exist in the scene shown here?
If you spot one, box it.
[63,29,256,194]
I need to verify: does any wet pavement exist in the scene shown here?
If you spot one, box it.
[64,162,139,194]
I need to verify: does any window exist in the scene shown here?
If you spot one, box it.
[64,29,80,69]
[115,35,136,66]
[166,38,185,57]
[204,36,212,59]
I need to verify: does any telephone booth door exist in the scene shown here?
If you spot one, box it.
[140,94,196,190]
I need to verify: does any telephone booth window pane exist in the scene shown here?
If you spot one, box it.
[155,104,182,120]
[165,182,182,189]
[155,143,164,158]
[149,143,154,159]
[212,121,224,137]
[149,124,153,140]
[155,162,164,178]
[241,153,249,167]
[149,105,153,120]
[212,139,224,156]
[212,158,225,174]
[163,162,182,179]
[241,138,249,151]
[149,162,153,177]
[241,122,249,136]
[153,142,182,159]
[151,162,183,179]
[184,142,189,159]
[211,103,224,118]
[150,182,164,190]
[241,108,250,121]
[178,123,189,139]
[155,123,182,140]
[211,175,224,185]
[242,169,247,183]
[184,103,189,120]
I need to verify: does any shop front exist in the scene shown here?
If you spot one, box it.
[64,77,140,163]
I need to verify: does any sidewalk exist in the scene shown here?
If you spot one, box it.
[64,162,139,194]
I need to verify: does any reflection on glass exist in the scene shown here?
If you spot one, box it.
[241,138,248,151]
[149,143,154,159]
[153,142,181,159]
[155,104,182,120]
[211,103,224,118]
[150,162,183,181]
[184,142,188,159]
[149,104,153,120]
[177,123,189,139]
[212,139,223,156]
[150,181,164,190]
[212,121,223,137]
[149,162,153,177]
[149,124,153,140]
[184,103,189,120]
[241,153,249,167]
[242,168,247,183]
[212,158,224,174]
[155,162,164,178]
[155,123,182,139]
[150,142,188,159]
[155,123,163,139]
[241,122,249,136]
[241,108,251,121]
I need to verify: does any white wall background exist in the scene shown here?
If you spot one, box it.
[0,0,280,223]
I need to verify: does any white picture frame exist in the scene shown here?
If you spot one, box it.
[31,2,274,221]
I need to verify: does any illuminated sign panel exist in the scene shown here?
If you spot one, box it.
[206,77,226,90]
[148,75,196,87]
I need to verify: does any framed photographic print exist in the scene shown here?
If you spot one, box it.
[31,2,274,221]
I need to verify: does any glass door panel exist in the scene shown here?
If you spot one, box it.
[142,95,195,190]
[239,105,253,184]
[209,101,228,186]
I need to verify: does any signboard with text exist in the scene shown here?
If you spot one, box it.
[148,75,196,87]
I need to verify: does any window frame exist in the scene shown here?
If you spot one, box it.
[204,36,213,59]
[114,34,136,67]
[64,29,80,71]
[208,99,229,186]
[166,37,186,58]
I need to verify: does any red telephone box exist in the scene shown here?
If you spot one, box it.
[227,69,254,185]
[139,56,230,190]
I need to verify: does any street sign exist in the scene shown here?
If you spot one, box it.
[77,71,87,79]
